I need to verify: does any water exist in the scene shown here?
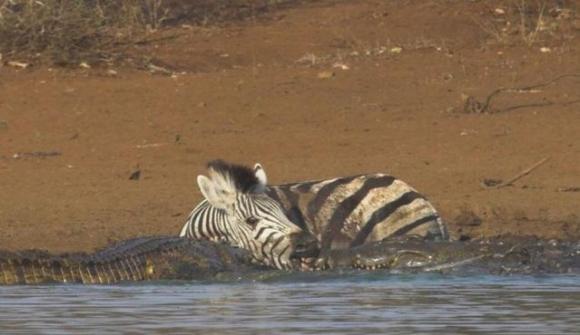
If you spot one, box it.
[1,273,579,334]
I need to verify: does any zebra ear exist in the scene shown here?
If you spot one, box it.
[197,174,235,210]
[253,163,267,193]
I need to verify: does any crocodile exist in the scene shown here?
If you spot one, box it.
[2,236,580,285]
[0,237,259,285]
[328,236,580,275]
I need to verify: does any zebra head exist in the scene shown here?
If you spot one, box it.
[196,160,318,269]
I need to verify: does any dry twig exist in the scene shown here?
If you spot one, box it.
[464,73,580,114]
[482,156,551,189]
[556,187,580,193]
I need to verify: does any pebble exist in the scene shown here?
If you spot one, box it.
[390,47,403,54]
[317,71,335,79]
[332,62,350,70]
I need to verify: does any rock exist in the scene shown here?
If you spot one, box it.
[129,169,141,181]
[389,47,403,54]
[317,71,335,79]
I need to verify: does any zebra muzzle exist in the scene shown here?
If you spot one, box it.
[289,232,320,259]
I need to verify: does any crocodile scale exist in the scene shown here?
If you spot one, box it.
[2,236,580,285]
[0,237,255,285]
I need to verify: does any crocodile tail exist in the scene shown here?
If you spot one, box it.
[0,257,143,285]
[0,256,64,285]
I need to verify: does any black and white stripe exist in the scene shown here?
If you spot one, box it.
[269,174,448,252]
[184,160,312,270]
[181,164,448,258]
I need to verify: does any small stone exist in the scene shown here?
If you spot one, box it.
[494,8,505,15]
[540,47,551,53]
[332,62,350,70]
[317,71,335,79]
[482,178,503,187]
[129,169,141,181]
[389,47,403,54]
[7,61,29,69]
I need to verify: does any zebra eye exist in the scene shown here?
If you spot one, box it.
[245,217,259,227]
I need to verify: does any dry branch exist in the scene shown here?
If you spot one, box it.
[482,156,551,189]
[464,73,580,114]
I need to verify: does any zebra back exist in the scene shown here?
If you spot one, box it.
[267,173,448,251]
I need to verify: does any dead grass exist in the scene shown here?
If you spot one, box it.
[0,0,301,66]
[473,0,577,47]
[0,1,107,65]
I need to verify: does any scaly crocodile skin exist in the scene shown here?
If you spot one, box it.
[328,236,580,275]
[2,236,580,285]
[0,237,256,285]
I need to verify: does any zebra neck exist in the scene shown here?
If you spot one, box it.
[191,205,232,244]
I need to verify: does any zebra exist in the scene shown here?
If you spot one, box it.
[181,161,449,266]
[182,160,319,270]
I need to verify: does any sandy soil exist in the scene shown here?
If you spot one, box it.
[1,0,579,252]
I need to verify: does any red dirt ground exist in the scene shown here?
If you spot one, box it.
[1,0,579,252]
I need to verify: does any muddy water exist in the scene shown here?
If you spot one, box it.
[1,274,579,334]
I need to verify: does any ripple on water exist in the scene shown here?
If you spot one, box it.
[1,274,580,335]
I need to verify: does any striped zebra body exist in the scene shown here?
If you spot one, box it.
[267,174,448,252]
[181,166,448,258]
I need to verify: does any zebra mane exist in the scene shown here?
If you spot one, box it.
[207,159,261,193]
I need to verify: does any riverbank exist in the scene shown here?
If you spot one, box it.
[1,0,579,252]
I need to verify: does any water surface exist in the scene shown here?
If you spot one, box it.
[1,273,579,334]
